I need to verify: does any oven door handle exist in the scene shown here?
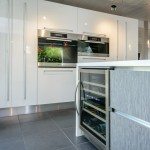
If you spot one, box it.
[46,38,72,42]
[85,40,105,44]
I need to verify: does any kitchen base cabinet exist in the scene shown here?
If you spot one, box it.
[38,68,76,105]
[0,0,38,108]
[111,113,150,150]
[110,70,150,150]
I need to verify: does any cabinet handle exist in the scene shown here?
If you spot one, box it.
[23,2,27,100]
[82,57,106,60]
[125,22,127,60]
[75,81,80,115]
[43,70,73,74]
[7,0,13,101]
[6,0,11,101]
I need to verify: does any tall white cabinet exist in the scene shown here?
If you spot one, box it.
[0,0,38,108]
[0,0,11,108]
[117,17,138,60]
[11,0,38,107]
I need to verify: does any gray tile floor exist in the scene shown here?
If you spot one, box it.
[0,109,98,150]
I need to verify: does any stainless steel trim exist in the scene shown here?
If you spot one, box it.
[81,33,109,42]
[43,70,73,73]
[43,28,74,33]
[85,40,105,44]
[105,70,110,150]
[80,69,105,74]
[0,102,75,117]
[38,29,82,40]
[114,110,150,129]
[83,32,106,37]
[38,62,76,68]
[23,2,27,100]
[78,52,108,58]
[46,38,72,42]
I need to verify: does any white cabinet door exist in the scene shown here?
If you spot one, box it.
[11,0,37,107]
[126,19,138,60]
[0,0,11,108]
[78,8,108,35]
[78,8,118,60]
[117,18,138,60]
[25,0,38,106]
[11,0,24,107]
[38,0,78,33]
[117,19,127,60]
[38,68,76,105]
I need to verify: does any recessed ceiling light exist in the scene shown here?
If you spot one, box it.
[111,5,117,11]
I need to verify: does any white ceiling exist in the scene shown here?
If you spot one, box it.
[47,0,150,21]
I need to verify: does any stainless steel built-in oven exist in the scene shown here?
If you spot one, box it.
[78,35,109,57]
[38,29,81,67]
[78,68,110,150]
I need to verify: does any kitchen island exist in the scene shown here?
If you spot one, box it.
[76,60,150,150]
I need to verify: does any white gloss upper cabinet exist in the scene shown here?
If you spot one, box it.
[11,0,37,107]
[78,8,118,60]
[0,0,11,108]
[38,0,78,33]
[117,18,138,60]
[117,19,127,60]
[126,19,138,60]
[78,8,108,35]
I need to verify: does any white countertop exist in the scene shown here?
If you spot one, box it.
[77,60,150,67]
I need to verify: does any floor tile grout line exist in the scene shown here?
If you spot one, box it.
[18,115,28,150]
[51,118,78,150]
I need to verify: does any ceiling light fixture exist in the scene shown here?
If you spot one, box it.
[111,5,117,11]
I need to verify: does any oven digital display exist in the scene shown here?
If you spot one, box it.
[88,36,101,41]
[50,33,67,38]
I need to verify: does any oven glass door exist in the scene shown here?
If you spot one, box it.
[38,38,77,63]
[78,41,109,57]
